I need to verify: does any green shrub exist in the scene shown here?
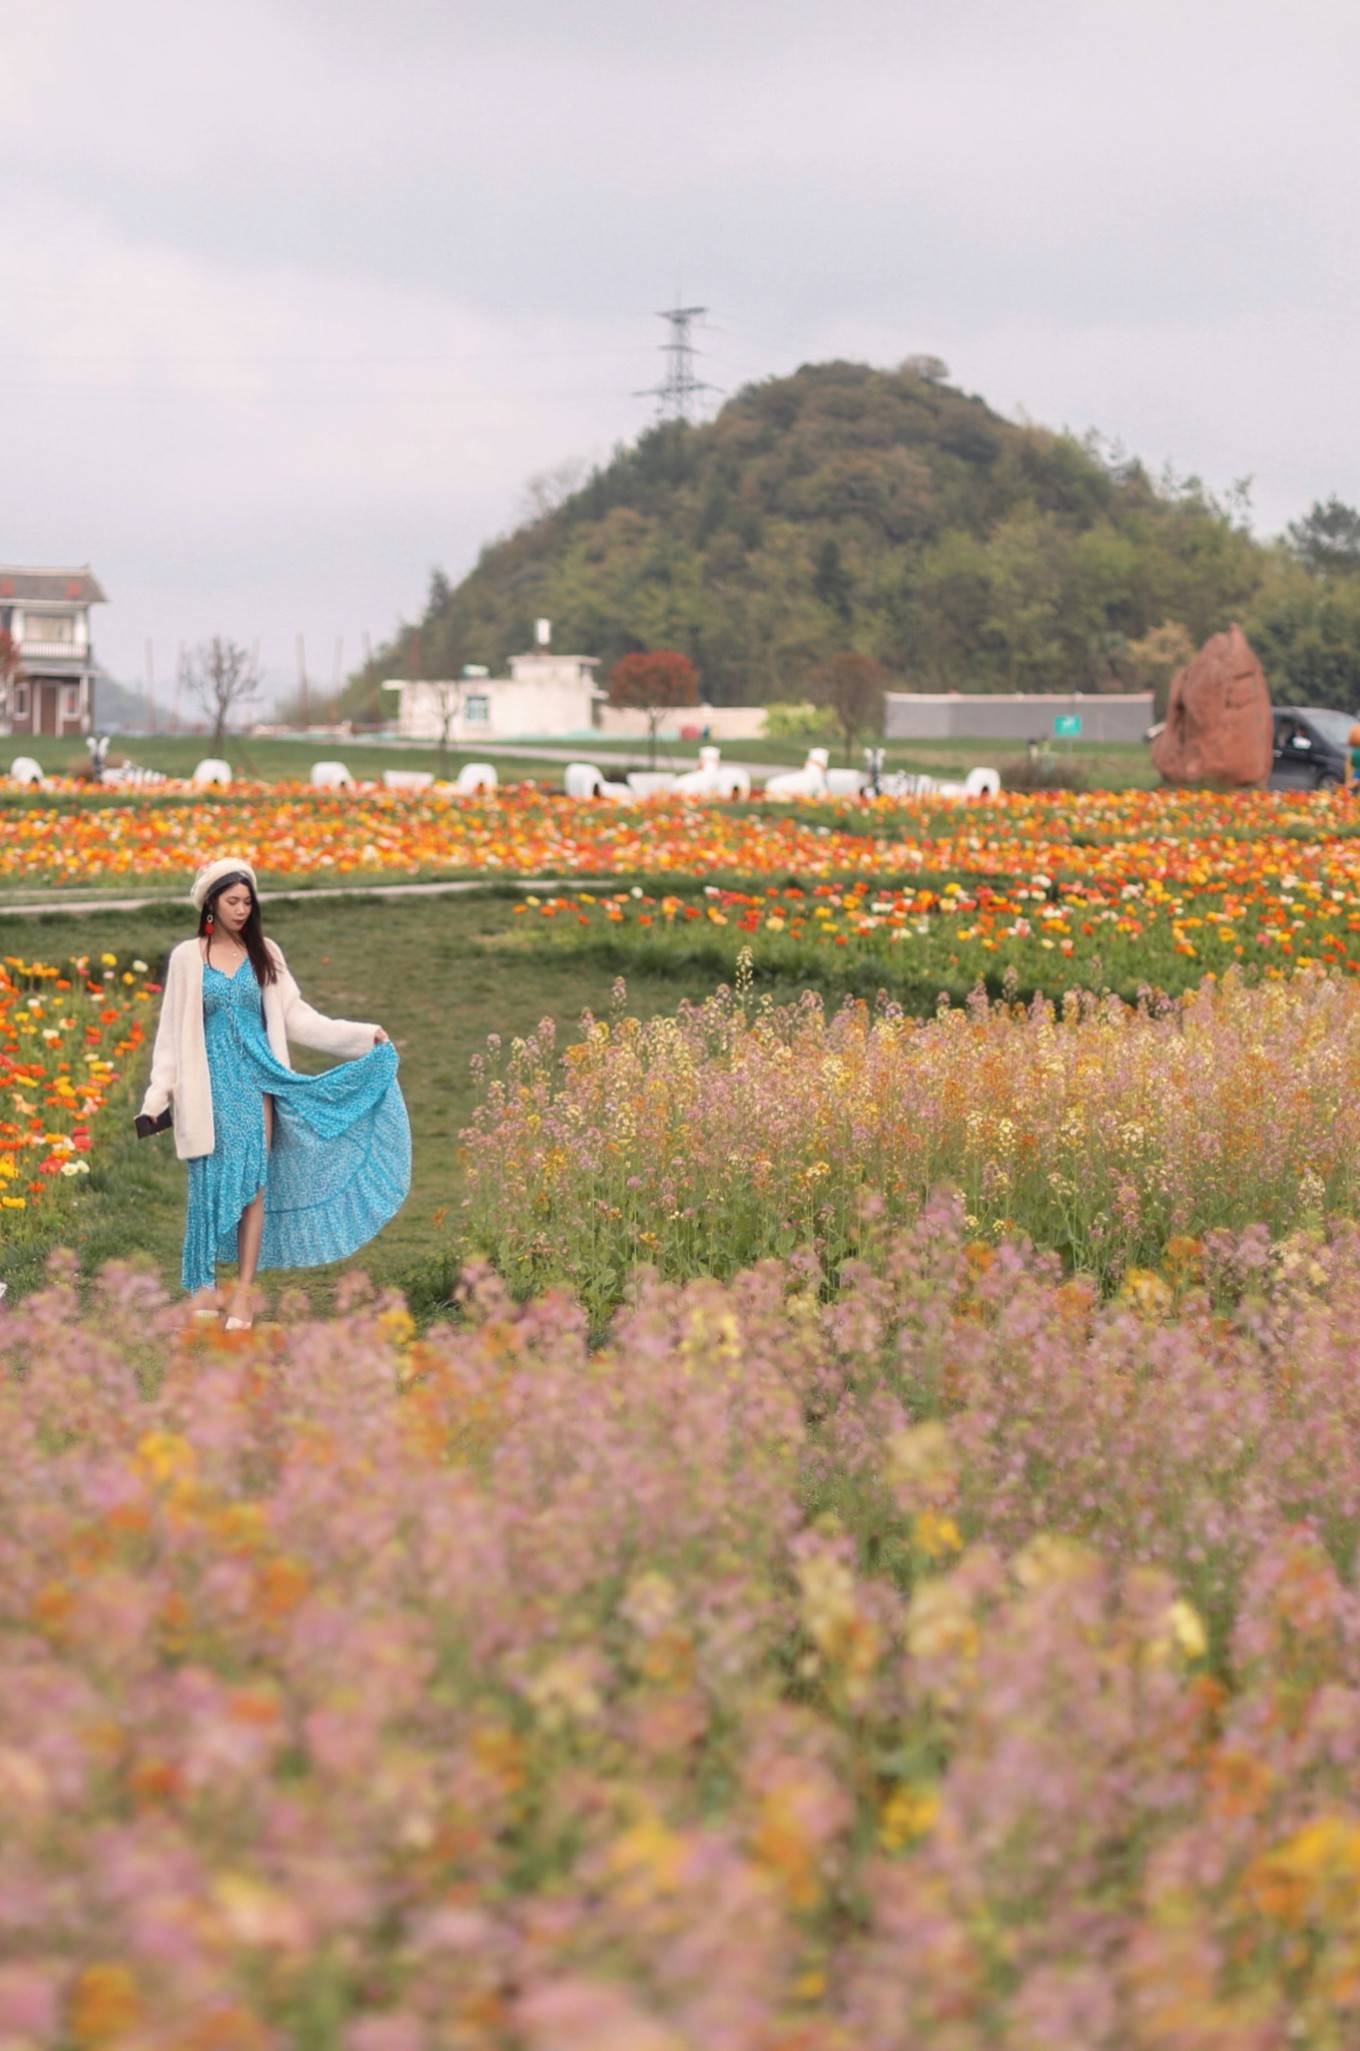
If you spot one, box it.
[1000,749,1090,792]
[764,700,836,743]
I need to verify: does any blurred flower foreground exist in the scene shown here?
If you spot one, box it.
[7,1213,1360,2050]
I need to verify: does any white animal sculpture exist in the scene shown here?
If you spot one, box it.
[192,758,232,787]
[8,756,43,785]
[825,767,867,797]
[310,760,353,789]
[673,746,752,800]
[625,771,678,798]
[763,747,831,801]
[564,761,606,798]
[454,761,498,794]
[886,765,1002,801]
[382,768,434,792]
[564,761,650,802]
[932,766,1002,800]
[673,745,723,793]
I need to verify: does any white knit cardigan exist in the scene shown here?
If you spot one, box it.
[138,936,378,1160]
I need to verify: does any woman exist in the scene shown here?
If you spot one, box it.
[137,856,410,1326]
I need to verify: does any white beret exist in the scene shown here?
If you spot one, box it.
[189,856,259,911]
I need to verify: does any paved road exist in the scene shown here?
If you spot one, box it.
[0,876,628,920]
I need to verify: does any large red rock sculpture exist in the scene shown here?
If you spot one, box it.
[1150,624,1272,787]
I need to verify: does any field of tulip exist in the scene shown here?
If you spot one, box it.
[0,950,155,1249]
[5,781,1359,906]
[6,1212,1360,2048]
[461,969,1360,1324]
[7,780,991,890]
[511,860,1360,1004]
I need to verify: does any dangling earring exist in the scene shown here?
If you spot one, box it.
[205,911,214,932]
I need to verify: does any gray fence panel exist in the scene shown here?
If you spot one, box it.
[884,693,1155,745]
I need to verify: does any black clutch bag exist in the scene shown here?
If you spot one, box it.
[134,1107,173,1139]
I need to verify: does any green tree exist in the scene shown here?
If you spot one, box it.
[813,538,854,623]
[898,528,992,688]
[1119,619,1196,719]
[901,353,950,383]
[1287,498,1360,577]
[423,567,453,620]
[1247,560,1360,712]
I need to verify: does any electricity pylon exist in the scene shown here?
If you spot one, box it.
[635,304,721,423]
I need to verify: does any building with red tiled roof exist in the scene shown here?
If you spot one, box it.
[0,565,107,739]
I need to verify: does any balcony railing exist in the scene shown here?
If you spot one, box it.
[18,638,88,661]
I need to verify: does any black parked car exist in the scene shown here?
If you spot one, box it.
[1269,706,1356,791]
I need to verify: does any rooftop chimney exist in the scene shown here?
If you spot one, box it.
[535,617,551,649]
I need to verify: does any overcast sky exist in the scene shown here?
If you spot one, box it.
[6,0,1357,708]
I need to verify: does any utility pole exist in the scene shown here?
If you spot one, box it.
[297,633,309,730]
[635,304,721,424]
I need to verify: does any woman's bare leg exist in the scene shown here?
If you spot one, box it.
[227,1096,273,1323]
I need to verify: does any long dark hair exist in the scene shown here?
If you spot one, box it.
[197,873,278,985]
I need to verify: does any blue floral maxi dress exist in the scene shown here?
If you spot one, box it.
[181,959,411,1294]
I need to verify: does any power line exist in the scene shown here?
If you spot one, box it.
[634,305,722,424]
[0,345,652,367]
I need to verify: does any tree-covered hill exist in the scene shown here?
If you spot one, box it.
[347,359,1360,713]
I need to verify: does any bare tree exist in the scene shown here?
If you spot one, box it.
[809,652,889,764]
[186,638,261,748]
[519,456,588,524]
[425,677,466,775]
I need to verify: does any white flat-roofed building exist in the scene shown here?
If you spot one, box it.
[0,565,107,738]
[388,646,601,742]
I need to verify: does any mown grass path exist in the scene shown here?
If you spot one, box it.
[0,877,615,917]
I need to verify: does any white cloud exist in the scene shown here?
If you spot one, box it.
[3,195,630,695]
[3,0,1357,698]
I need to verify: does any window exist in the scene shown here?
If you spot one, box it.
[14,683,28,718]
[1302,709,1356,750]
[464,692,490,725]
[63,685,81,721]
[22,611,76,645]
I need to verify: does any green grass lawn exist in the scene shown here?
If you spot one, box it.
[9,734,591,789]
[15,730,1158,790]
[579,733,1156,786]
[0,893,717,1317]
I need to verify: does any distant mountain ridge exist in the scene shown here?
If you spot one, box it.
[350,358,1274,712]
[91,675,159,734]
